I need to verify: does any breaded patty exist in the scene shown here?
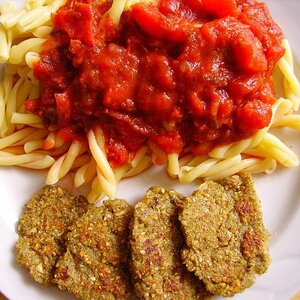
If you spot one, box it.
[179,174,270,297]
[54,199,135,300]
[130,186,210,300]
[16,185,89,285]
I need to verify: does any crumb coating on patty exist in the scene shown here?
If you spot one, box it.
[179,174,270,297]
[54,199,135,300]
[130,186,210,300]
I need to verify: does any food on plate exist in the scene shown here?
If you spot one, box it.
[16,185,89,285]
[54,199,135,300]
[15,176,271,298]
[130,186,210,299]
[0,0,300,202]
[179,174,270,296]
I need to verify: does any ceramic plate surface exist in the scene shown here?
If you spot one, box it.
[1,0,300,299]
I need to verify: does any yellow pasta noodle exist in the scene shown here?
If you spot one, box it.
[87,176,104,203]
[0,127,35,149]
[69,153,90,170]
[11,112,41,124]
[96,166,116,199]
[32,25,52,37]
[167,153,180,177]
[13,128,48,146]
[278,57,300,97]
[46,153,66,184]
[26,0,46,10]
[75,158,97,187]
[24,139,44,153]
[20,154,55,168]
[0,25,9,62]
[272,115,300,130]
[9,38,46,64]
[108,0,126,24]
[0,152,50,165]
[124,155,152,178]
[0,10,26,29]
[58,141,84,178]
[0,83,5,128]
[87,128,116,186]
[245,133,299,168]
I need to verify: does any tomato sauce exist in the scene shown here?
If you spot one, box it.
[26,0,284,167]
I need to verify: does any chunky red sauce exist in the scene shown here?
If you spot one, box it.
[26,0,284,167]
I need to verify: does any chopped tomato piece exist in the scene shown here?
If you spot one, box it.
[202,0,238,17]
[52,3,98,45]
[182,0,204,13]
[107,141,129,168]
[232,39,267,72]
[238,2,283,50]
[154,130,184,153]
[55,92,72,124]
[131,3,187,42]
[58,126,82,142]
[201,17,268,72]
[25,99,39,114]
[236,100,272,133]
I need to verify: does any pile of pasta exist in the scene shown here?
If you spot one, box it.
[0,0,300,203]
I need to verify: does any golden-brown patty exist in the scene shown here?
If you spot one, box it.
[130,186,210,300]
[16,185,89,285]
[179,174,270,297]
[54,199,135,300]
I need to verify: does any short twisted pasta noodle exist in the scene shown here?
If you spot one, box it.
[74,157,97,188]
[204,157,277,181]
[0,24,10,62]
[244,133,299,168]
[207,128,268,160]
[179,155,242,183]
[279,39,300,110]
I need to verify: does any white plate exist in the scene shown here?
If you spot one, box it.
[1,0,300,299]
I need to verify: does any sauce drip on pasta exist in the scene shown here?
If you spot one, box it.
[26,0,284,167]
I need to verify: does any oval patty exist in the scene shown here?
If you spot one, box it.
[179,174,270,297]
[130,186,210,300]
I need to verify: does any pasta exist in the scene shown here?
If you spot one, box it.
[0,0,300,203]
